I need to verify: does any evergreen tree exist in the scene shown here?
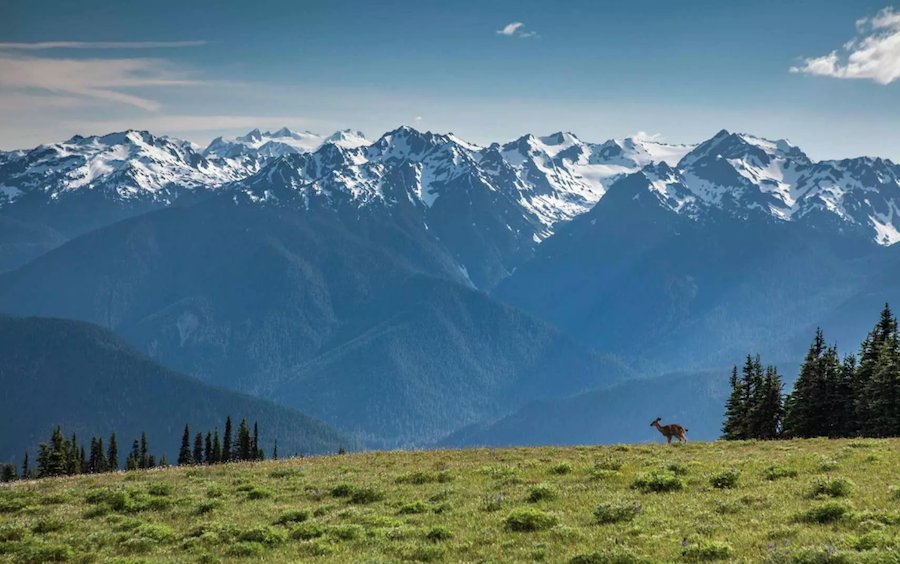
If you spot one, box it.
[236,418,251,461]
[193,432,204,465]
[97,438,108,473]
[252,421,260,460]
[21,451,28,479]
[44,425,69,477]
[222,417,232,462]
[204,431,212,464]
[212,429,222,464]
[140,432,149,469]
[148,454,157,468]
[855,304,899,437]
[178,424,192,466]
[125,454,137,471]
[79,446,87,474]
[68,433,80,475]
[1,463,17,482]
[36,442,50,478]
[272,439,278,460]
[755,366,784,440]
[88,437,99,473]
[784,329,829,438]
[722,366,748,440]
[159,453,168,467]
[108,433,119,471]
[131,439,140,467]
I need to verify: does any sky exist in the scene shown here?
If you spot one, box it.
[1,0,899,160]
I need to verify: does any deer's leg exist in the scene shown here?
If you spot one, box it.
[666,436,672,444]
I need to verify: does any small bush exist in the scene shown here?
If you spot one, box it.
[594,501,640,524]
[398,501,429,515]
[395,472,435,485]
[290,521,326,540]
[135,523,175,542]
[331,483,355,498]
[146,483,172,497]
[682,540,734,561]
[611,444,631,452]
[764,466,799,481]
[195,500,223,515]
[401,544,447,562]
[631,472,685,493]
[349,487,383,505]
[799,501,850,524]
[889,486,900,501]
[277,509,310,525]
[0,525,26,542]
[569,550,642,564]
[550,462,574,475]
[817,459,839,472]
[226,542,265,557]
[709,469,741,489]
[238,525,287,546]
[329,524,364,541]
[245,487,274,500]
[505,507,559,532]
[425,526,454,542]
[664,461,689,476]
[527,483,558,503]
[32,518,68,534]
[269,467,303,479]
[808,477,854,498]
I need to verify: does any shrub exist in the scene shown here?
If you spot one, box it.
[146,483,172,497]
[527,483,558,503]
[398,501,429,515]
[569,550,642,564]
[135,523,175,542]
[269,467,303,479]
[395,472,435,485]
[329,524,364,541]
[593,501,640,524]
[612,444,631,452]
[808,477,854,498]
[764,466,799,481]
[505,508,559,532]
[631,472,685,493]
[425,526,454,542]
[195,500,223,515]
[817,459,839,472]
[401,545,447,562]
[238,525,287,546]
[32,518,68,534]
[226,542,265,557]
[799,501,850,524]
[276,509,310,525]
[682,540,734,561]
[709,469,741,489]
[331,483,355,497]
[349,487,383,505]
[245,487,274,500]
[550,462,574,475]
[890,487,900,501]
[0,525,26,542]
[291,521,327,540]
[595,458,624,472]
[664,461,689,476]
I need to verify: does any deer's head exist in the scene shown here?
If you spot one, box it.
[650,418,661,427]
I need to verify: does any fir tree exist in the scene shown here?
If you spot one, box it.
[159,453,168,467]
[97,438,108,473]
[131,439,140,467]
[43,425,69,477]
[222,417,232,462]
[722,366,748,440]
[148,454,157,468]
[755,366,784,440]
[68,433,80,475]
[178,424,192,466]
[125,455,137,471]
[108,433,119,471]
[252,421,260,460]
[1,463,17,482]
[193,433,204,465]
[79,446,87,474]
[36,442,50,478]
[236,418,251,461]
[140,432,149,469]
[204,431,212,464]
[272,439,278,460]
[784,329,830,438]
[21,451,28,479]
[212,429,222,464]
[88,437,99,473]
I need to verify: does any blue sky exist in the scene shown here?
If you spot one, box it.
[1,0,899,160]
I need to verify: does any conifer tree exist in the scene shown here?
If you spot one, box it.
[36,442,50,478]
[21,451,28,479]
[212,429,222,464]
[68,433,80,475]
[159,453,168,467]
[108,433,119,471]
[125,454,137,471]
[222,417,232,462]
[204,432,212,464]
[272,439,278,461]
[236,418,251,461]
[193,433,204,465]
[1,463,16,483]
[140,432,149,469]
[97,438,108,473]
[148,454,157,468]
[131,439,140,467]
[755,366,784,439]
[45,425,69,477]
[79,446,87,474]
[784,329,829,438]
[855,304,898,436]
[88,437,99,473]
[178,424,192,466]
[253,422,260,460]
[722,366,748,440]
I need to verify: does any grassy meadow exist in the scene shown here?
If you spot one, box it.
[2,439,900,563]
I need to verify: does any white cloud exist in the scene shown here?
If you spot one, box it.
[632,131,664,142]
[0,54,197,110]
[62,115,312,135]
[791,6,900,85]
[496,22,524,36]
[414,116,423,123]
[496,22,538,38]
[0,41,207,50]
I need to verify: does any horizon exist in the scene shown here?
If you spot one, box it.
[2,0,899,160]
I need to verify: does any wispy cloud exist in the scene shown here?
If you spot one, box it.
[0,41,207,50]
[496,22,538,38]
[0,55,198,111]
[790,6,900,85]
[632,131,664,142]
[62,115,313,135]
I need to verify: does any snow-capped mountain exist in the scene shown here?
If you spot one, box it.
[618,130,900,245]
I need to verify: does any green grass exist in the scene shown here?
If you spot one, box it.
[1,439,900,562]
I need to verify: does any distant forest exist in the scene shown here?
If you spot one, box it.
[724,304,900,440]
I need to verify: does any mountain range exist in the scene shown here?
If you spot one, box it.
[1,125,899,451]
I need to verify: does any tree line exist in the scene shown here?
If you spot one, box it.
[723,304,900,440]
[1,415,277,482]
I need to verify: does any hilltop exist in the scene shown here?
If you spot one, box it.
[1,439,899,563]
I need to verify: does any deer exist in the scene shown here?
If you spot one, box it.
[651,418,688,444]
